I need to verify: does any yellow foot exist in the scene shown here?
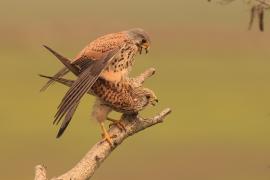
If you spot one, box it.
[107,117,126,132]
[101,133,116,147]
[100,122,116,147]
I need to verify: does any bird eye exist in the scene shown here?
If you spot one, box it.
[141,39,147,44]
[146,95,150,99]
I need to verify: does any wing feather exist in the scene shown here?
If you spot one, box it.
[53,45,125,130]
[56,101,79,138]
[39,74,74,87]
[40,67,70,91]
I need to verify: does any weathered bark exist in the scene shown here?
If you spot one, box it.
[34,108,171,180]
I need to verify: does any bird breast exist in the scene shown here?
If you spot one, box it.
[102,42,138,82]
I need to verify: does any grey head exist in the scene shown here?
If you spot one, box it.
[126,28,151,53]
[132,87,158,111]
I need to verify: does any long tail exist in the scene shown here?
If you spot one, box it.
[39,74,74,87]
[40,45,79,92]
[56,100,79,138]
[41,45,83,138]
[40,74,95,96]
[39,74,80,138]
[42,45,79,75]
[40,67,70,91]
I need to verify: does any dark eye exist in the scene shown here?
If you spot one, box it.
[141,39,147,44]
[146,95,150,99]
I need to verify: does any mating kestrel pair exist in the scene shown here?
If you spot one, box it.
[41,28,153,145]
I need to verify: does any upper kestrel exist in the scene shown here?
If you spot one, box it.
[41,28,151,138]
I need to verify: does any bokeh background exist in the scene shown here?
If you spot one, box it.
[1,0,270,179]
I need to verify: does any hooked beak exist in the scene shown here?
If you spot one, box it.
[150,98,158,106]
[142,43,150,54]
[145,47,149,54]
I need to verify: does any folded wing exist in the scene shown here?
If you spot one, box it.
[54,45,125,137]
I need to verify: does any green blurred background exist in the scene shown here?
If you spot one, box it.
[1,0,270,179]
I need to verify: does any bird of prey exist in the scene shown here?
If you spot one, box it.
[41,28,151,143]
[40,74,158,145]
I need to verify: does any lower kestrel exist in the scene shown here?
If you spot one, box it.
[40,74,157,145]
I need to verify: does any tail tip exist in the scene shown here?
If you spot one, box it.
[56,130,63,138]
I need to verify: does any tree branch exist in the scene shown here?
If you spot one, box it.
[35,108,171,180]
[35,68,171,180]
[130,67,156,87]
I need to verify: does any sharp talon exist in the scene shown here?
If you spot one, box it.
[109,121,126,132]
[101,133,117,139]
[107,117,127,132]
[100,122,115,147]
[111,134,117,138]
[101,133,114,147]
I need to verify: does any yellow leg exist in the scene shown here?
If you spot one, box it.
[100,122,114,146]
[107,117,126,132]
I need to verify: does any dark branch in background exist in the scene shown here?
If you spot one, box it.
[249,5,257,30]
[258,5,265,31]
[208,0,270,31]
[34,68,171,180]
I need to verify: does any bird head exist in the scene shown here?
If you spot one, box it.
[132,87,158,109]
[143,88,158,106]
[127,28,151,54]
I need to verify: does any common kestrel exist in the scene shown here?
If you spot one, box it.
[40,74,157,145]
[41,28,151,143]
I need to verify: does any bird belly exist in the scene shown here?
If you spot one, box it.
[101,69,129,82]
[101,45,136,82]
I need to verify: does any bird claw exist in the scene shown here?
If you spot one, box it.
[107,117,127,132]
[101,133,117,147]
[109,121,126,132]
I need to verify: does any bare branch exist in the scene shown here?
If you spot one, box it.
[35,108,171,180]
[130,67,156,87]
[35,165,47,180]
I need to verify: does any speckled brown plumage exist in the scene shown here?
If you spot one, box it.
[73,32,137,77]
[40,75,157,114]
[41,28,151,138]
[40,74,157,140]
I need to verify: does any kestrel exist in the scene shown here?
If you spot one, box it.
[41,75,157,113]
[41,28,151,143]
[40,71,157,145]
[40,74,157,145]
